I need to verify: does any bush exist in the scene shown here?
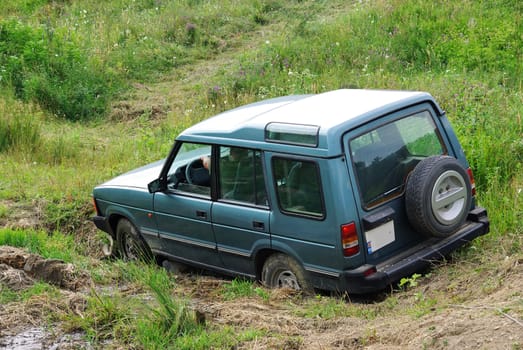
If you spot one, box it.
[0,20,115,121]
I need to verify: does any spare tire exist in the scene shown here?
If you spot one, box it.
[405,155,472,237]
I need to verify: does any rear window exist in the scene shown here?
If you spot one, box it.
[350,111,445,208]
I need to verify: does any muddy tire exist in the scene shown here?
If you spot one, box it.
[116,218,153,262]
[405,155,471,237]
[261,253,313,294]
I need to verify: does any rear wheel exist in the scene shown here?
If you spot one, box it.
[116,218,153,262]
[405,156,471,237]
[261,254,312,294]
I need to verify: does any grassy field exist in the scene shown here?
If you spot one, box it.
[1,0,522,348]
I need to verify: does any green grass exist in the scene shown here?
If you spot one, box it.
[0,228,77,262]
[0,19,115,121]
[0,281,60,304]
[0,0,522,348]
[0,203,8,219]
[0,91,42,153]
[171,326,267,350]
[63,261,266,349]
[221,278,270,301]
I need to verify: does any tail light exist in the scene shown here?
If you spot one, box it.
[467,168,476,196]
[341,222,360,257]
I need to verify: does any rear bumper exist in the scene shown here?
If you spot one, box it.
[340,207,489,294]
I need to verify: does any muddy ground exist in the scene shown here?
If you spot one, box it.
[0,202,522,349]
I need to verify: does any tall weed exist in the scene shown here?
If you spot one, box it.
[0,113,41,153]
[0,91,41,153]
[125,263,200,345]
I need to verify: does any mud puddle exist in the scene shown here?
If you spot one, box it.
[0,328,90,350]
[0,327,45,350]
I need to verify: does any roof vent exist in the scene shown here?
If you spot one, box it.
[265,122,319,147]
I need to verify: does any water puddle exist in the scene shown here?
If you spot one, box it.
[0,328,90,350]
[0,327,45,350]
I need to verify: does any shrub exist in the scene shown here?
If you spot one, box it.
[0,20,115,121]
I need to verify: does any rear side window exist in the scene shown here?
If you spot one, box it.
[272,158,324,218]
[350,111,445,208]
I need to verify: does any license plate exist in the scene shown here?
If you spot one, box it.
[365,220,395,254]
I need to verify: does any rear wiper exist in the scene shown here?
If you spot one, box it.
[367,184,404,205]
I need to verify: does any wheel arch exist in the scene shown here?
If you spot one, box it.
[253,244,305,281]
[105,206,141,239]
[254,248,273,280]
[107,213,125,239]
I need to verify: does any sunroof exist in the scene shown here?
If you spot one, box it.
[265,122,319,147]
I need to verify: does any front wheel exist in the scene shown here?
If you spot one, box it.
[261,254,312,294]
[116,218,153,262]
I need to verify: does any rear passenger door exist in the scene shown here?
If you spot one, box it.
[266,154,343,278]
[344,104,448,263]
[212,146,270,277]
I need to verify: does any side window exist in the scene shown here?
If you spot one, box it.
[218,146,268,206]
[350,110,445,208]
[272,157,324,218]
[166,142,211,197]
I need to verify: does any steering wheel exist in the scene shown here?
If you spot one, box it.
[185,158,204,184]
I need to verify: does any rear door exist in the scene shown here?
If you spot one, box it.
[265,153,348,278]
[344,104,448,264]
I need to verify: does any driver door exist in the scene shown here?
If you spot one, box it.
[153,142,222,267]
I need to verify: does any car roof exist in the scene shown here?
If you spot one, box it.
[177,89,443,157]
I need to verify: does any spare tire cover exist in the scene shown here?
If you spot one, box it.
[405,155,472,237]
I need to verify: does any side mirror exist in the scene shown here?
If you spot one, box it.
[148,178,162,193]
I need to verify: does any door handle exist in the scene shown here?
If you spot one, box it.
[252,221,265,230]
[196,210,207,219]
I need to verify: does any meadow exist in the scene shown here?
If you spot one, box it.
[0,0,522,348]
